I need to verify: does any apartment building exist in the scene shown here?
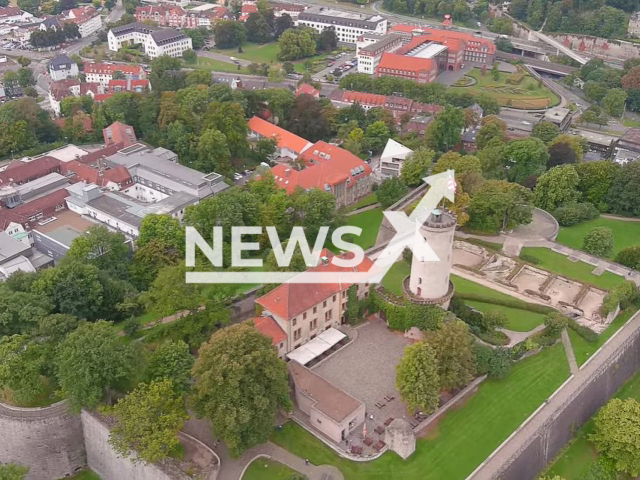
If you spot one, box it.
[107,22,192,58]
[375,53,438,84]
[297,6,387,44]
[63,6,102,37]
[49,54,79,81]
[356,33,403,74]
[247,116,312,160]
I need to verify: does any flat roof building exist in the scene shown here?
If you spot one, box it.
[297,6,387,44]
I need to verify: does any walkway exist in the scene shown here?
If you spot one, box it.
[561,329,579,374]
[499,325,545,348]
[468,309,640,479]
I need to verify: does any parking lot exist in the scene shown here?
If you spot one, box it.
[313,51,357,82]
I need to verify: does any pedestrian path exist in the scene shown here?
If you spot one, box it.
[561,329,579,375]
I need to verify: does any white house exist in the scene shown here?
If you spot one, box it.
[108,22,192,58]
[378,139,413,179]
[64,7,102,37]
[0,7,34,24]
[297,6,387,44]
[84,62,146,87]
[49,55,79,81]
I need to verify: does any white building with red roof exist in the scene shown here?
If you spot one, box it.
[247,116,312,160]
[48,78,102,116]
[255,250,373,355]
[61,6,101,38]
[253,315,288,359]
[84,62,147,87]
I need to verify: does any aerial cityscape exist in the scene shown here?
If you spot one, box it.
[1,0,640,479]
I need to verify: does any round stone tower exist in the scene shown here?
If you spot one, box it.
[405,208,456,309]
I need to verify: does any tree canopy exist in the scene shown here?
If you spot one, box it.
[395,341,440,413]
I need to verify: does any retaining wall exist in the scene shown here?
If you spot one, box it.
[0,400,86,480]
[477,314,640,479]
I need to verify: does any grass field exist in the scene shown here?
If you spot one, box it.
[556,217,640,259]
[519,247,624,290]
[331,208,383,251]
[466,301,547,332]
[212,42,281,63]
[450,68,559,109]
[191,57,249,74]
[242,458,298,480]
[272,344,569,480]
[568,308,637,366]
[544,364,640,479]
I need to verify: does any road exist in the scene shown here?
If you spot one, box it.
[105,0,125,25]
[211,72,341,97]
[198,50,252,67]
[313,51,356,82]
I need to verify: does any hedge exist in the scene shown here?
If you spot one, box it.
[567,318,598,343]
[453,292,556,315]
[600,280,639,316]
[553,202,600,227]
[372,290,444,331]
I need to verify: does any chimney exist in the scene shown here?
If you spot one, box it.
[284,168,291,177]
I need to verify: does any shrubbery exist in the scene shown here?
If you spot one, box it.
[615,245,640,270]
[372,291,444,331]
[600,280,638,316]
[452,292,555,315]
[519,253,541,265]
[473,344,513,379]
[553,202,600,227]
[567,318,598,343]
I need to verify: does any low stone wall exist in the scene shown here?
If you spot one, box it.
[0,400,86,480]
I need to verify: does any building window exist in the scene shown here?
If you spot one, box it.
[303,312,307,320]
[313,306,317,314]
[293,328,301,341]
[332,294,336,302]
[325,310,332,321]
[323,300,327,308]
[292,318,297,326]
[310,319,317,330]
[317,418,322,424]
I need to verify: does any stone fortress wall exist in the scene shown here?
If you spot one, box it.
[0,403,217,480]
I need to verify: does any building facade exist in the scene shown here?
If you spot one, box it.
[84,62,147,87]
[297,6,387,44]
[356,33,403,74]
[107,22,192,58]
[49,55,79,81]
[629,11,640,37]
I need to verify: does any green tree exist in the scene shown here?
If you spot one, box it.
[543,312,568,336]
[130,241,181,291]
[425,319,475,390]
[475,122,505,150]
[477,139,506,179]
[181,49,196,63]
[590,398,640,476]
[278,28,316,61]
[16,67,35,88]
[0,463,28,480]
[467,180,533,233]
[395,341,440,413]
[503,137,549,184]
[142,264,204,316]
[343,127,363,155]
[185,69,212,87]
[194,128,232,175]
[602,88,627,117]
[214,20,246,48]
[149,56,186,92]
[345,285,360,324]
[583,226,614,257]
[107,379,188,463]
[606,161,640,216]
[425,105,464,152]
[267,64,284,83]
[363,120,390,153]
[317,27,337,51]
[245,12,272,44]
[576,161,619,211]
[0,290,52,336]
[285,93,331,142]
[31,262,104,320]
[615,245,640,269]
[190,322,292,456]
[549,134,586,165]
[282,61,294,74]
[146,340,194,392]
[431,151,484,194]
[400,148,435,186]
[0,335,47,406]
[137,214,185,253]
[531,121,560,144]
[65,225,129,275]
[534,165,580,212]
[491,62,500,81]
[56,321,136,410]
[376,177,409,208]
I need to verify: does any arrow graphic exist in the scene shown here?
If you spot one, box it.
[186,170,456,284]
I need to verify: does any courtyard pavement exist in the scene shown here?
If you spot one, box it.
[312,317,412,453]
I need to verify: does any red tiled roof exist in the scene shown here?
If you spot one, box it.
[241,4,257,13]
[76,142,125,165]
[377,53,436,74]
[0,6,22,17]
[93,93,114,102]
[295,83,319,97]
[0,156,61,186]
[248,116,311,155]
[253,316,286,346]
[390,24,495,54]
[270,141,371,194]
[0,188,69,230]
[62,160,131,188]
[54,116,93,132]
[103,121,137,147]
[255,249,374,320]
[83,62,145,76]
[341,90,386,106]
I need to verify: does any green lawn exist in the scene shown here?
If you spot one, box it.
[466,301,547,332]
[242,458,298,480]
[381,259,411,295]
[519,247,624,290]
[450,68,559,109]
[568,308,637,366]
[212,42,280,63]
[556,217,640,259]
[272,345,570,480]
[190,56,249,74]
[331,208,383,252]
[544,364,640,479]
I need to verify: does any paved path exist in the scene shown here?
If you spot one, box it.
[601,214,640,223]
[499,325,545,348]
[469,309,640,479]
[561,329,579,374]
